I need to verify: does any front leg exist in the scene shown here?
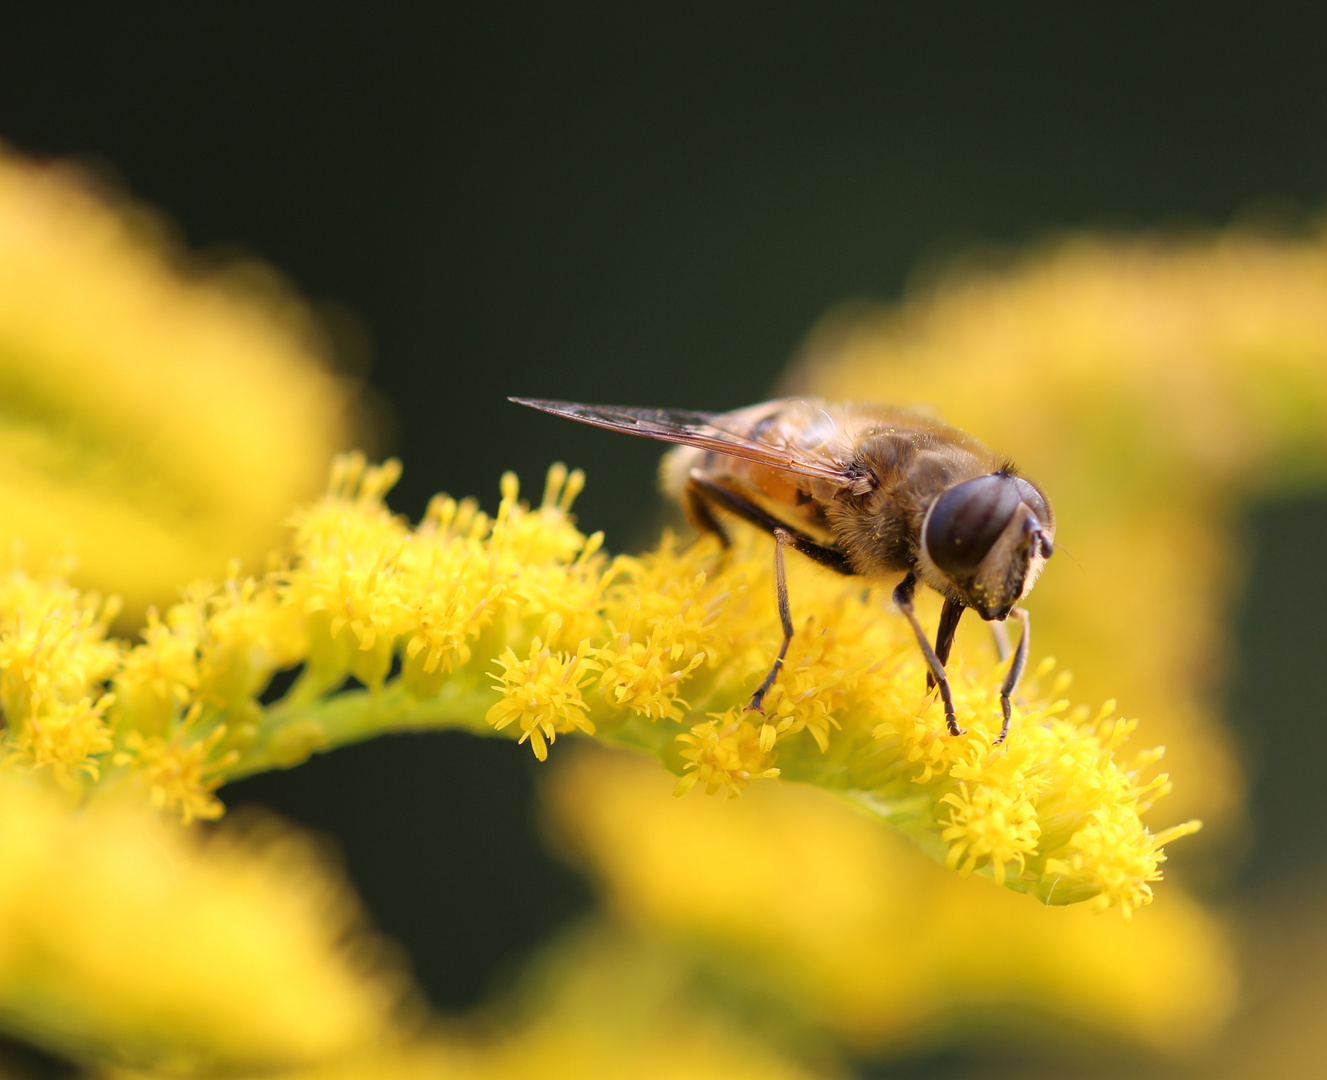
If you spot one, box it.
[996,607,1030,745]
[926,597,965,692]
[893,573,963,736]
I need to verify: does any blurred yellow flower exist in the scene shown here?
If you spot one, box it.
[1196,882,1327,1079]
[545,747,1235,1055]
[114,725,234,823]
[0,148,359,621]
[115,934,843,1080]
[0,567,120,785]
[426,925,844,1080]
[788,224,1327,836]
[0,772,400,1072]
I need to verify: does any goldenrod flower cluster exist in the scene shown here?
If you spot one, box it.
[0,148,355,621]
[0,772,398,1073]
[110,925,840,1080]
[547,748,1235,1053]
[0,567,121,785]
[0,453,1193,917]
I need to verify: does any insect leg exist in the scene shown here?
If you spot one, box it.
[996,607,1030,745]
[926,598,965,692]
[747,528,795,713]
[687,471,855,575]
[893,573,964,736]
[684,476,732,548]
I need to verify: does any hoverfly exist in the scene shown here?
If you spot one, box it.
[511,397,1055,743]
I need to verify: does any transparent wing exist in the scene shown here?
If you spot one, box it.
[510,398,852,485]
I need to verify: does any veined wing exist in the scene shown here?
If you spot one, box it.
[510,398,853,485]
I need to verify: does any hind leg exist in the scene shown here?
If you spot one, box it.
[683,475,856,713]
[684,478,731,548]
[748,529,794,713]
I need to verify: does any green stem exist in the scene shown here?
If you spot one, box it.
[223,675,501,782]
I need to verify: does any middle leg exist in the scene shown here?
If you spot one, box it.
[996,607,1030,745]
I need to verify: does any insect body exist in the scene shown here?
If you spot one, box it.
[511,397,1055,743]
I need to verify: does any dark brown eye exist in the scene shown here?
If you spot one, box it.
[924,475,1021,576]
[1010,476,1050,528]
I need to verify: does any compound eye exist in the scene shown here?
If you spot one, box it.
[924,475,1021,577]
[1010,476,1051,528]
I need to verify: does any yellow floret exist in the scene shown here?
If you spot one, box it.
[0,569,121,788]
[3,694,115,785]
[487,631,597,761]
[596,627,705,720]
[941,781,1041,886]
[675,710,782,797]
[114,726,235,824]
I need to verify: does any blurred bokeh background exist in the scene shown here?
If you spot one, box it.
[3,4,1327,1076]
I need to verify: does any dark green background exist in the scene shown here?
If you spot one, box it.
[2,4,1326,1070]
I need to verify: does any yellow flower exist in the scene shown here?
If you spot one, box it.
[596,626,705,721]
[0,454,1191,914]
[0,147,358,621]
[674,710,781,797]
[249,460,1201,912]
[113,725,234,824]
[112,609,200,738]
[134,929,841,1080]
[487,631,598,761]
[0,772,399,1071]
[940,779,1040,886]
[3,694,115,785]
[545,747,1235,1054]
[0,568,121,787]
[1045,805,1202,913]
